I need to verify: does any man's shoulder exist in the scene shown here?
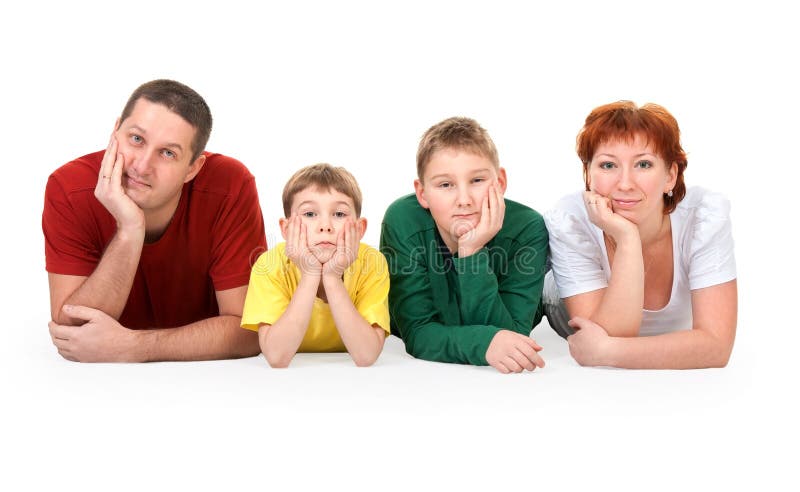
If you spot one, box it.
[48,151,104,194]
[192,152,255,195]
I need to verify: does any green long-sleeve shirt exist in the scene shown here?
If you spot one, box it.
[380,194,548,365]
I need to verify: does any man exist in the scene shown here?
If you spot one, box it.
[43,79,267,362]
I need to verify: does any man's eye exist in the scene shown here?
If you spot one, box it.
[163,150,176,159]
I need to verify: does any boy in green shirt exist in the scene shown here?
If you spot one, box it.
[380,117,548,373]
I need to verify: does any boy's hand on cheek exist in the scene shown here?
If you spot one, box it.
[485,330,545,374]
[285,216,323,276]
[323,219,358,278]
[457,184,505,257]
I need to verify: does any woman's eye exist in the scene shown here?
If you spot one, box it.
[636,160,653,169]
[599,161,615,170]
[131,135,143,144]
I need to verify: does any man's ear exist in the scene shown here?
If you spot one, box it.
[355,217,367,240]
[279,217,290,241]
[496,167,508,194]
[414,179,429,209]
[184,154,206,183]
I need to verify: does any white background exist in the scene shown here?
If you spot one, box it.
[2,1,798,490]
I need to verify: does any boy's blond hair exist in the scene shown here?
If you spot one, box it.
[416,117,500,180]
[282,163,363,217]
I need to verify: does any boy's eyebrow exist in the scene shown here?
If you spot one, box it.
[428,168,492,180]
[295,200,353,209]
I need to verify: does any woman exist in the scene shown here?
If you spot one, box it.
[544,101,737,368]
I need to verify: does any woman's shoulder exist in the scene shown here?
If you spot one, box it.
[677,187,731,218]
[544,192,591,233]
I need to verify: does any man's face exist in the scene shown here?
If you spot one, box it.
[414,148,506,251]
[114,98,203,219]
[280,186,366,263]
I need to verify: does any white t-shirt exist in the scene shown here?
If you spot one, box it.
[544,187,737,336]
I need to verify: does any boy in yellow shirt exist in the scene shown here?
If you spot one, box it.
[242,164,390,367]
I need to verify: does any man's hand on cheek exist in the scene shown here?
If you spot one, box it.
[94,130,145,233]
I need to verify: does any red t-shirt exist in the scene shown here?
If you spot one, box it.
[43,151,268,329]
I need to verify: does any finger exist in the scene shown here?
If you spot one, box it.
[516,342,544,369]
[57,346,78,362]
[48,320,73,341]
[509,348,535,371]
[298,219,307,251]
[491,360,511,374]
[100,133,118,179]
[488,184,498,224]
[502,355,524,373]
[521,336,543,352]
[494,184,505,223]
[110,150,126,191]
[62,304,103,322]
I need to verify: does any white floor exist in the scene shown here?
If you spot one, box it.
[6,309,789,491]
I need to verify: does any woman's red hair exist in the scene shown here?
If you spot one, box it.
[577,101,688,214]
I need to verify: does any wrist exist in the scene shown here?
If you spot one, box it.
[129,328,152,362]
[322,271,345,284]
[116,221,146,242]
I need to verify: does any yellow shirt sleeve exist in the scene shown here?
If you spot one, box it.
[349,244,391,334]
[241,244,297,331]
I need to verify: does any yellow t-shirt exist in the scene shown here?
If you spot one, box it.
[241,242,391,352]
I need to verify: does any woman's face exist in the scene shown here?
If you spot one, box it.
[587,134,678,225]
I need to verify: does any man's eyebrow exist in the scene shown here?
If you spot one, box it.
[128,125,184,151]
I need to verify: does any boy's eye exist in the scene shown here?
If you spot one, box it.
[334,211,348,218]
[302,211,316,218]
[635,160,653,169]
[472,177,486,184]
[438,182,452,189]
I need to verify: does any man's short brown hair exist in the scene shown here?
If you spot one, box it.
[416,116,499,180]
[282,163,363,217]
[119,79,212,162]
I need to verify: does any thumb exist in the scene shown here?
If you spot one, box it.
[62,304,105,322]
[567,317,582,330]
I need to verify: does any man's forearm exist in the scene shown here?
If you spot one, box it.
[135,315,259,362]
[59,227,144,324]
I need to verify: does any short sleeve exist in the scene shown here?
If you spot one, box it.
[241,247,293,331]
[544,196,608,298]
[352,244,391,334]
[42,175,101,276]
[687,191,737,290]
[209,174,267,291]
